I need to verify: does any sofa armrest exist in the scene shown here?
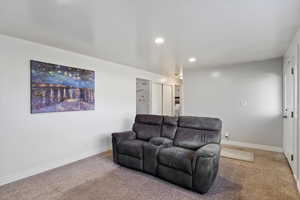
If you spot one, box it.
[194,143,220,159]
[112,131,136,164]
[112,131,136,144]
[192,143,221,194]
[149,137,173,147]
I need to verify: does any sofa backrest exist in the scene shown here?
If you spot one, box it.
[161,116,178,139]
[133,114,163,141]
[174,116,222,150]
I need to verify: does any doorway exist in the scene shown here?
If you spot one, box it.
[136,79,175,116]
[151,82,163,115]
[162,84,173,116]
[136,78,150,114]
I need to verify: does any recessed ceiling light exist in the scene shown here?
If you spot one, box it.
[188,57,196,63]
[155,37,165,45]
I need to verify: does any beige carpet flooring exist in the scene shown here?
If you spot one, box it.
[0,146,299,200]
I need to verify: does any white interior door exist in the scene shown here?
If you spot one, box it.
[163,84,173,116]
[298,44,300,180]
[151,83,163,115]
[283,57,297,174]
[136,78,150,114]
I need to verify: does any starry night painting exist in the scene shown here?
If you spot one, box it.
[31,60,95,113]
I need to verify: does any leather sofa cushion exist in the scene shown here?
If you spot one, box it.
[179,116,222,131]
[133,123,161,141]
[161,125,177,140]
[163,116,178,126]
[158,165,192,189]
[135,114,163,125]
[158,147,194,175]
[161,116,178,139]
[149,137,173,146]
[174,127,220,150]
[118,139,146,159]
[133,115,163,141]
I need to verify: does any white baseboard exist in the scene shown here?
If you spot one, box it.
[0,147,108,187]
[221,140,283,152]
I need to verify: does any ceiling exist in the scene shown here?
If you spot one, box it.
[1,0,300,75]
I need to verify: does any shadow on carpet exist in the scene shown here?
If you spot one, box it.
[59,166,241,200]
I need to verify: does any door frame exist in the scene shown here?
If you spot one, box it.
[293,54,298,178]
[162,84,174,116]
[283,48,299,178]
[150,81,163,115]
[297,44,300,180]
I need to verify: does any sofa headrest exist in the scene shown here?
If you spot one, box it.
[135,114,163,125]
[179,116,222,131]
[163,116,178,126]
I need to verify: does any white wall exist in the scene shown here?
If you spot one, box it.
[184,58,283,148]
[0,34,165,186]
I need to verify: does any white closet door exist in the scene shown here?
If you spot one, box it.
[151,83,163,115]
[283,55,297,176]
[163,84,173,116]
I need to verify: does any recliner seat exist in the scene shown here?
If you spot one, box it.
[112,114,222,194]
